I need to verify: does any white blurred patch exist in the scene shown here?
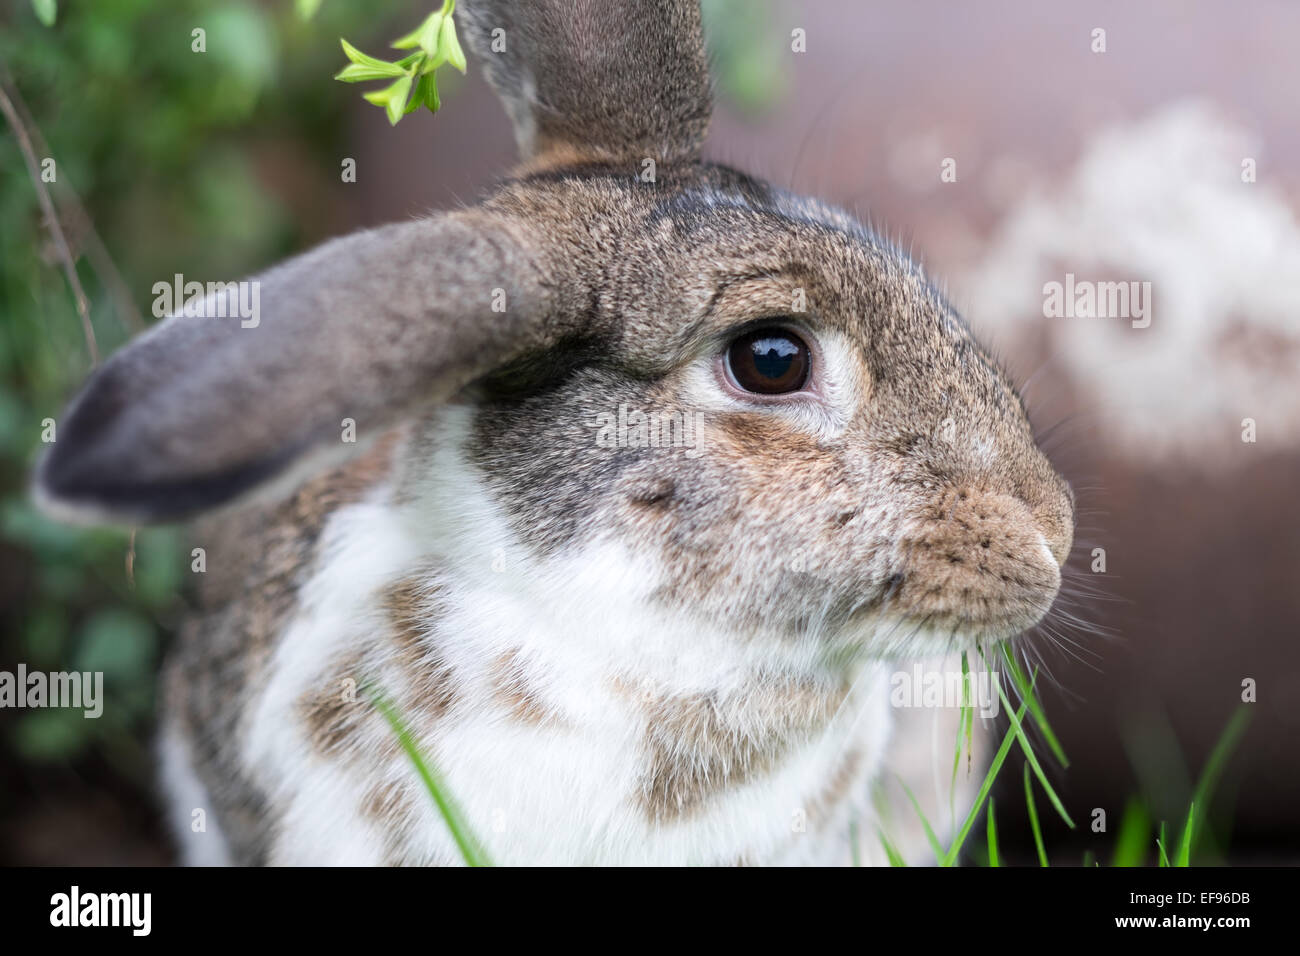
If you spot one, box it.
[959,101,1300,464]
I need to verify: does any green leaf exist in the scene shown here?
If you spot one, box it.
[335,62,408,83]
[1186,708,1251,857]
[392,11,439,53]
[941,696,1030,867]
[339,38,407,76]
[1175,802,1195,867]
[1024,762,1049,866]
[363,75,414,126]
[419,12,446,60]
[962,653,974,762]
[1111,798,1152,867]
[987,652,1075,828]
[896,775,945,863]
[391,27,422,50]
[31,0,56,28]
[1157,822,1170,867]
[422,71,441,112]
[951,654,969,803]
[999,642,1068,766]
[877,829,907,867]
[393,10,445,59]
[352,2,461,124]
[438,12,467,73]
[407,73,433,114]
[367,685,493,866]
[986,797,1000,867]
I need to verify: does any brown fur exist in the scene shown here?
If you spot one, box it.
[636,676,849,821]
[491,649,564,727]
[298,652,369,758]
[381,572,459,719]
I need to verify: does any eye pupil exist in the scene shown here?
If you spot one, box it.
[726,328,810,394]
[752,339,797,379]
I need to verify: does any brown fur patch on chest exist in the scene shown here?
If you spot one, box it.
[298,567,458,761]
[635,675,848,822]
[291,565,463,864]
[490,648,566,727]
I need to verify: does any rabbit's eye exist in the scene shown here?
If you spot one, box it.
[725,329,811,394]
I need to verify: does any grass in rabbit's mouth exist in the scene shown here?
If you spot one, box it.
[875,646,1253,867]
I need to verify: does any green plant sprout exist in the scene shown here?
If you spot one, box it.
[1024,762,1049,866]
[986,798,1000,867]
[30,0,56,27]
[365,682,493,866]
[334,0,467,125]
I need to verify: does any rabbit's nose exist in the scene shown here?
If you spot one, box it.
[1030,481,1075,568]
[887,487,1064,639]
[1037,503,1074,568]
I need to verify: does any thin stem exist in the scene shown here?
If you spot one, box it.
[0,81,99,365]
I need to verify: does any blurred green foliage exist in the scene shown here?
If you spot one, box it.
[0,0,405,780]
[702,0,786,116]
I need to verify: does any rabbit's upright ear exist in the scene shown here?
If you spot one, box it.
[35,211,561,525]
[459,0,711,164]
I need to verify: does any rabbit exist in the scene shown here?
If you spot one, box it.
[33,0,1073,866]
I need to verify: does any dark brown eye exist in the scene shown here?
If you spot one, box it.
[725,328,811,395]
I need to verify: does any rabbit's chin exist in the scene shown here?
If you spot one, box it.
[846,600,1058,661]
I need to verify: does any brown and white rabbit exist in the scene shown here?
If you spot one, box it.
[34,0,1073,865]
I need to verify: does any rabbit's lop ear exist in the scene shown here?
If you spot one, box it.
[459,0,711,164]
[35,211,557,525]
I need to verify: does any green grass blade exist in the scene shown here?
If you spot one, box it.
[1024,762,1049,867]
[963,655,975,769]
[989,660,1075,828]
[941,697,1030,867]
[369,687,494,866]
[1111,798,1152,867]
[1082,849,1096,867]
[1175,802,1195,867]
[999,642,1068,767]
[986,797,999,867]
[1156,821,1170,867]
[897,775,945,863]
[1187,709,1251,856]
[951,653,970,806]
[877,828,908,867]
